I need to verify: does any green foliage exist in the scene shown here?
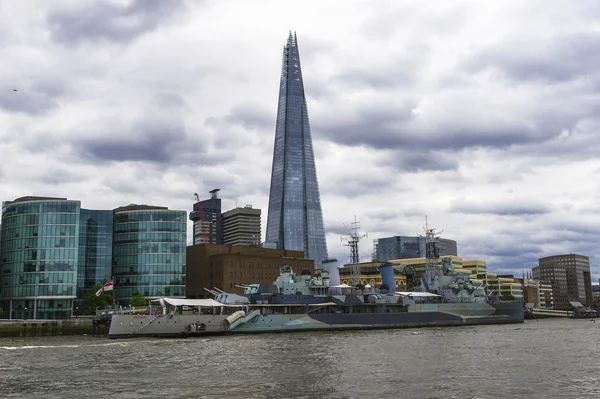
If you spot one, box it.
[80,283,113,315]
[129,293,147,307]
[499,293,516,301]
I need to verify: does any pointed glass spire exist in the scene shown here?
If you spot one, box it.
[265,33,329,267]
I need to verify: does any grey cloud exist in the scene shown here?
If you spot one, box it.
[464,32,600,83]
[72,115,225,166]
[48,0,188,45]
[450,200,551,216]
[0,89,57,115]
[394,151,458,172]
[218,103,274,132]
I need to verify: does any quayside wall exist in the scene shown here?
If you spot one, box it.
[0,319,95,337]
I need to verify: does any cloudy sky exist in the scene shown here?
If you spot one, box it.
[1,0,600,280]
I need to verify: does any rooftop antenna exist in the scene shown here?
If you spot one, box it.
[341,216,367,286]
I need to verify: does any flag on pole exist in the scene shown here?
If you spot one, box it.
[95,280,114,296]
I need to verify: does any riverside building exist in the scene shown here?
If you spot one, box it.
[112,204,187,305]
[186,243,314,298]
[532,254,593,310]
[0,196,81,320]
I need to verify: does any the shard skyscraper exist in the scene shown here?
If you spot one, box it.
[265,32,329,267]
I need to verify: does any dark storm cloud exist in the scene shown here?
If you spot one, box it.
[464,32,600,83]
[0,89,57,115]
[395,150,459,172]
[72,116,224,165]
[47,0,188,45]
[450,200,551,216]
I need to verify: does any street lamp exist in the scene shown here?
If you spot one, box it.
[24,307,27,320]
[75,306,79,319]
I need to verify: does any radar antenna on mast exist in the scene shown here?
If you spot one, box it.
[423,216,443,272]
[341,216,367,286]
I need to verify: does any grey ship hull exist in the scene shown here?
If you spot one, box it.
[230,301,523,333]
[108,314,230,339]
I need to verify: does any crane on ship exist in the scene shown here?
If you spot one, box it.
[193,192,209,243]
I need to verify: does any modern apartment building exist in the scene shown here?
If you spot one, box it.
[222,205,261,246]
[112,204,187,305]
[532,254,593,310]
[373,236,458,262]
[0,196,80,320]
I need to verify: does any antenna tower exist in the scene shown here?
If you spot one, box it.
[423,216,443,272]
[341,216,367,286]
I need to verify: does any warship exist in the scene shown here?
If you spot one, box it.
[107,225,523,338]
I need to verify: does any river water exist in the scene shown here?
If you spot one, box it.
[1,318,598,399]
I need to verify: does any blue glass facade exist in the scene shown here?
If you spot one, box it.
[77,209,113,306]
[112,205,186,305]
[266,32,329,267]
[374,236,458,262]
[0,197,80,319]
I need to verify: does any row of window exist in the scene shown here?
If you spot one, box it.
[230,272,274,279]
[1,225,79,240]
[113,254,185,266]
[2,213,79,228]
[2,272,77,285]
[112,243,186,255]
[113,222,186,234]
[0,284,76,298]
[114,276,185,285]
[4,298,72,309]
[114,286,184,301]
[1,237,79,252]
[1,248,78,263]
[113,265,185,275]
[113,232,185,244]
[3,201,79,216]
[227,261,307,270]
[2,261,77,274]
[114,212,186,223]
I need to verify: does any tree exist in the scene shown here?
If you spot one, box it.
[80,283,113,315]
[129,293,147,307]
[499,293,516,301]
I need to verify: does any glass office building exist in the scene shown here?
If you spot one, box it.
[373,236,458,262]
[265,32,329,267]
[0,197,80,319]
[112,204,186,305]
[76,209,113,307]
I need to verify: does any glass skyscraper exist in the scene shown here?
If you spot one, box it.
[0,197,80,319]
[77,209,113,306]
[112,204,186,305]
[265,32,329,267]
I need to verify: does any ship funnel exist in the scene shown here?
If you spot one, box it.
[380,263,396,292]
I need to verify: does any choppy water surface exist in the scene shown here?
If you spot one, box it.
[1,319,599,399]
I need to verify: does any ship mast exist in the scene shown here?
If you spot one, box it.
[342,216,367,286]
[424,216,442,272]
